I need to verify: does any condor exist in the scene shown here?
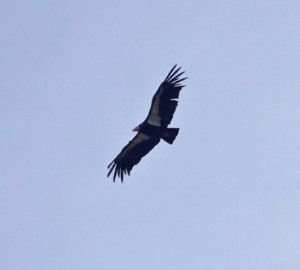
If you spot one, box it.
[107,65,187,182]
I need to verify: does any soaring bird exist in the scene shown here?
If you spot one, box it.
[107,65,187,182]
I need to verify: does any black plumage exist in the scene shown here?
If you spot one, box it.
[107,65,187,182]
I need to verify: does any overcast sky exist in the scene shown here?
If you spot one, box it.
[1,1,300,269]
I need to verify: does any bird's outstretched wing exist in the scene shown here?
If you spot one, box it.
[107,132,160,182]
[145,65,187,128]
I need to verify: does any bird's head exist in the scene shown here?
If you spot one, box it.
[132,124,140,132]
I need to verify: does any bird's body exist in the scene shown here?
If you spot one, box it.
[107,65,187,182]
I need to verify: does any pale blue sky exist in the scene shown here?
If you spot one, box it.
[1,1,300,269]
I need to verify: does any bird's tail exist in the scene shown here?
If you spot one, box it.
[162,128,179,144]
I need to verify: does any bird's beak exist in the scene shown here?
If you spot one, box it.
[132,125,140,132]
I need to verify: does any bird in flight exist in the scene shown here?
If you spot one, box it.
[107,65,187,182]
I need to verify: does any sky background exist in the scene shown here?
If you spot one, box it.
[1,0,300,269]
